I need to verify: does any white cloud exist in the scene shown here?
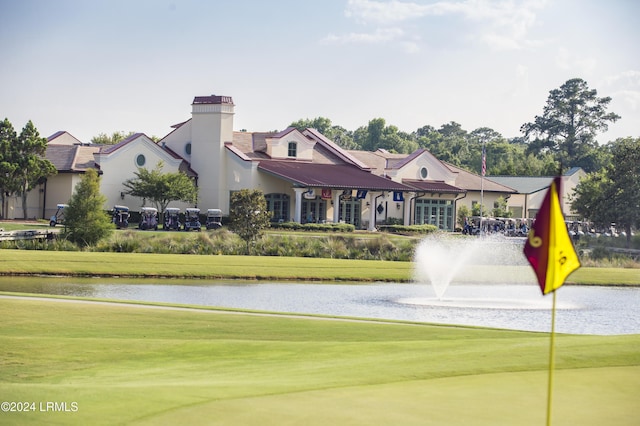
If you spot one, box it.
[344,0,440,24]
[604,70,640,112]
[555,47,597,74]
[512,64,530,97]
[331,0,549,51]
[604,70,640,88]
[321,27,404,44]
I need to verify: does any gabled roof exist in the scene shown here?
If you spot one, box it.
[47,131,84,145]
[483,168,585,194]
[99,132,146,155]
[444,163,517,193]
[485,176,552,194]
[269,127,298,139]
[391,148,428,169]
[303,128,370,169]
[258,161,412,191]
[46,145,99,172]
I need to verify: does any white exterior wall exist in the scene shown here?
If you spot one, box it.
[504,193,526,219]
[160,122,193,161]
[43,174,77,219]
[389,155,457,185]
[96,136,184,211]
[563,170,585,216]
[190,104,234,212]
[457,191,505,216]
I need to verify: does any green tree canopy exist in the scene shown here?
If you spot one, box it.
[122,161,198,217]
[521,78,620,172]
[1,119,57,218]
[91,131,135,145]
[572,137,640,247]
[0,118,19,218]
[289,117,357,149]
[228,189,272,254]
[63,168,113,247]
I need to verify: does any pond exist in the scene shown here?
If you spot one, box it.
[1,276,638,335]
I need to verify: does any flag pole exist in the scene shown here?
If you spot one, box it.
[546,290,558,426]
[523,171,580,426]
[480,140,485,234]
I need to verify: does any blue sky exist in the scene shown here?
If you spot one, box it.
[1,0,638,144]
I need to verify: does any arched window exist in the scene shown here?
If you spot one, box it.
[287,142,297,157]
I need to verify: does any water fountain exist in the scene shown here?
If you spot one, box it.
[413,234,528,296]
[409,233,557,310]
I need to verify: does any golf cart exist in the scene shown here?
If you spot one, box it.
[183,207,201,231]
[112,205,130,229]
[206,209,222,230]
[49,204,68,227]
[138,207,158,230]
[163,207,181,230]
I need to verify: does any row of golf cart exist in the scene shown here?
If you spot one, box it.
[139,207,222,231]
[49,204,222,231]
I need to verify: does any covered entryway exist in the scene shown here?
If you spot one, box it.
[258,161,413,230]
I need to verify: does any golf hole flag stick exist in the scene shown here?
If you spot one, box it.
[523,175,581,426]
[524,176,581,295]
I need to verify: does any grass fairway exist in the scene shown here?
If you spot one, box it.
[1,297,639,425]
[1,249,639,285]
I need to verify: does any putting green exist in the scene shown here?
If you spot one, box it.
[133,367,640,426]
[1,297,638,425]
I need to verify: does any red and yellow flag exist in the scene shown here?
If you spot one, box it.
[524,177,581,295]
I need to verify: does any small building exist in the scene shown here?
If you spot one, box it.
[488,167,586,221]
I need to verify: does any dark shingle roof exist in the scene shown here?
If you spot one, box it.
[258,161,412,191]
[192,95,234,105]
[45,145,99,172]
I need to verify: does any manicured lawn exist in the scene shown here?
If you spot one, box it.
[1,249,638,285]
[0,297,638,425]
[0,221,51,231]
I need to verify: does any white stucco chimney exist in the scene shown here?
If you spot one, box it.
[190,94,235,211]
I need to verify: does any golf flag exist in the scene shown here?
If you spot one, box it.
[524,176,581,295]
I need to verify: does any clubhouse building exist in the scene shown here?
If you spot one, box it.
[9,94,584,231]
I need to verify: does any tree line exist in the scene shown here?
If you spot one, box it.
[291,78,622,177]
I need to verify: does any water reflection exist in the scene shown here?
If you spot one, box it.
[0,276,638,335]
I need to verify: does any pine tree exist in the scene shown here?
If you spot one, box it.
[63,169,113,247]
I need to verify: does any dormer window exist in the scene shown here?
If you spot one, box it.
[287,142,297,157]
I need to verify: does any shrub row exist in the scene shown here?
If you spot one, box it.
[270,222,355,232]
[1,229,417,261]
[377,224,439,234]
